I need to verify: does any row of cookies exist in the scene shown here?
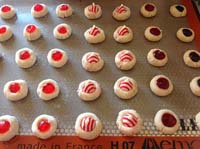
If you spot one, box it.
[0,3,187,21]
[1,109,200,141]
[11,48,200,70]
[3,74,200,103]
[0,24,195,43]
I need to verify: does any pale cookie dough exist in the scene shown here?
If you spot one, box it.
[32,114,57,139]
[3,80,28,101]
[53,23,72,40]
[170,4,187,18]
[0,25,13,42]
[113,25,133,43]
[114,76,138,99]
[144,26,162,42]
[84,3,102,19]
[183,50,200,68]
[31,3,48,18]
[75,112,102,140]
[0,115,19,141]
[15,48,36,68]
[190,76,200,96]
[195,112,200,129]
[56,4,73,18]
[23,24,41,41]
[112,4,131,21]
[82,52,104,72]
[140,3,157,18]
[0,5,16,19]
[116,109,143,136]
[47,48,68,68]
[84,25,105,44]
[176,27,195,43]
[115,50,136,70]
[147,48,168,67]
[150,75,173,97]
[37,79,60,101]
[77,80,101,101]
[154,109,180,134]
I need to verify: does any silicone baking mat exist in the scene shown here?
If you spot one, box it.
[0,0,200,141]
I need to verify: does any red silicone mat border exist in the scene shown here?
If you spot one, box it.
[182,0,200,50]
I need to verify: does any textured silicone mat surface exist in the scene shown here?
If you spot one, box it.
[0,0,199,136]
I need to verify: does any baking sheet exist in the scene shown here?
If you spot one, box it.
[0,0,199,136]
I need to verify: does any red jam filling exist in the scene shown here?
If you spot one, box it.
[162,113,177,127]
[1,5,11,12]
[153,50,165,60]
[58,26,67,34]
[52,50,63,61]
[0,27,6,34]
[60,4,69,11]
[0,120,10,134]
[9,83,21,93]
[145,4,155,11]
[150,27,161,36]
[20,50,31,60]
[34,4,44,12]
[156,77,169,89]
[26,25,36,33]
[38,119,51,132]
[42,83,55,94]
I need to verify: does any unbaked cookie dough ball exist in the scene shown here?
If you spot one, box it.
[23,24,41,41]
[75,112,102,140]
[53,23,72,40]
[114,76,138,99]
[116,109,143,136]
[32,114,57,139]
[176,27,195,43]
[15,48,36,68]
[144,26,162,42]
[115,50,136,70]
[47,48,68,68]
[140,3,157,18]
[195,112,200,129]
[37,79,60,101]
[84,25,105,44]
[0,25,13,42]
[77,79,101,101]
[31,3,48,18]
[154,109,180,134]
[84,3,102,19]
[0,5,16,19]
[0,115,19,141]
[190,76,200,96]
[113,25,133,43]
[112,4,131,21]
[183,50,200,68]
[150,75,173,97]
[147,48,168,67]
[82,52,104,72]
[3,80,28,101]
[170,4,187,18]
[56,4,73,18]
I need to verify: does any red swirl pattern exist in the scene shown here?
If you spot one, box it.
[86,54,100,63]
[89,26,100,36]
[80,117,96,132]
[88,3,99,13]
[117,26,129,36]
[119,51,133,62]
[82,82,96,94]
[116,5,127,13]
[122,113,138,127]
[119,79,133,91]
